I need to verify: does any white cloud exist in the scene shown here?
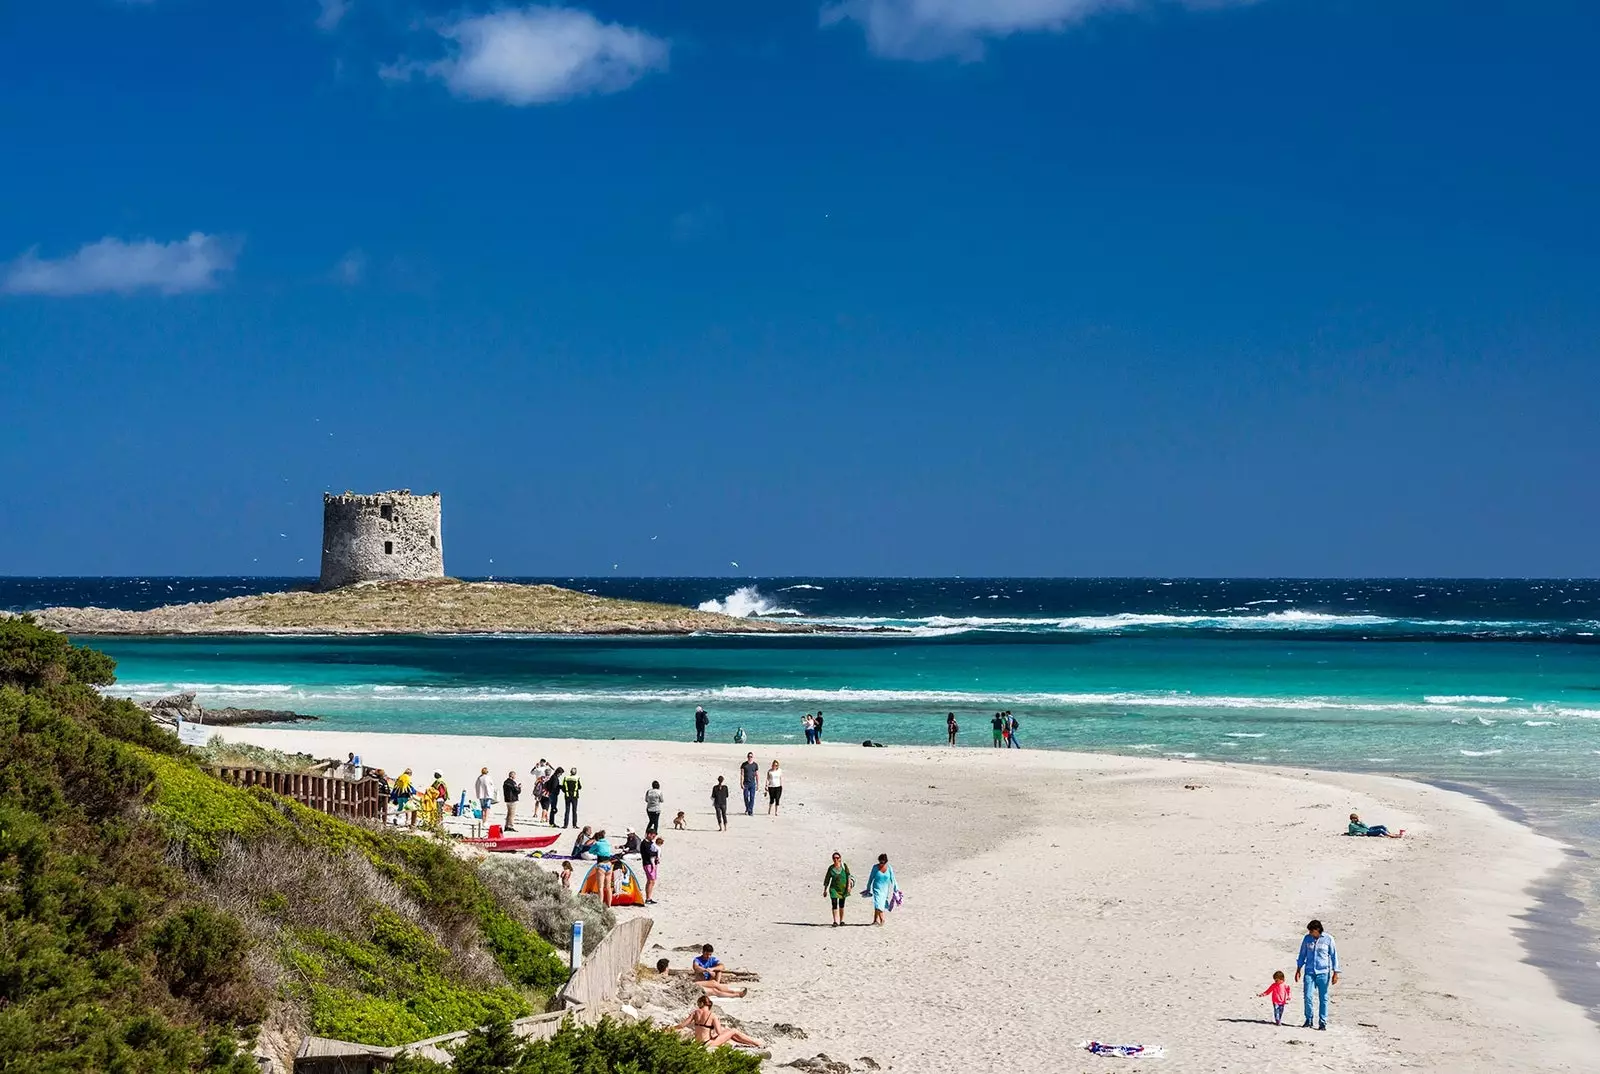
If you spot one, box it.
[1,233,240,297]
[823,0,1261,61]
[316,0,351,32]
[386,6,669,106]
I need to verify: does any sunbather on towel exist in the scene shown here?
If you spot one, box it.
[1347,813,1403,838]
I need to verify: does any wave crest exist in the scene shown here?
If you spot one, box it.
[697,586,799,618]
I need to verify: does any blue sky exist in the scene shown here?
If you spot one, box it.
[2,0,1596,577]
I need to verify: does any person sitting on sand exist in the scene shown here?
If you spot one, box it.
[692,944,725,982]
[656,957,747,997]
[570,825,594,858]
[1346,813,1403,838]
[675,995,763,1050]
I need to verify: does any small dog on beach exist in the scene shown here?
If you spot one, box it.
[672,811,687,830]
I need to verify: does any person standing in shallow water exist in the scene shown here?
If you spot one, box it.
[991,712,1004,748]
[694,705,709,743]
[813,711,824,743]
[947,712,959,746]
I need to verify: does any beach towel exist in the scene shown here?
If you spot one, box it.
[887,887,904,912]
[1079,1041,1164,1058]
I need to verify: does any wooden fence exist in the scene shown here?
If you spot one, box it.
[209,766,387,820]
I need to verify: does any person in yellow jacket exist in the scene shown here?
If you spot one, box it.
[560,768,582,828]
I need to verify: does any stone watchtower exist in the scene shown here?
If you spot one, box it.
[319,490,445,590]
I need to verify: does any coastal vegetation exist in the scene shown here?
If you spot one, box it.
[22,579,810,636]
[389,1017,762,1074]
[0,617,609,1069]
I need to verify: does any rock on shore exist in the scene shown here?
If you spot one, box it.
[25,579,815,637]
[137,692,319,726]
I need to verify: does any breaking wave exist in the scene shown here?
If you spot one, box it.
[697,586,800,618]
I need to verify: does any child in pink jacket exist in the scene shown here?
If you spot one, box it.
[1260,971,1292,1025]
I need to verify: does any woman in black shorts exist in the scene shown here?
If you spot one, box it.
[823,851,853,926]
[766,759,783,814]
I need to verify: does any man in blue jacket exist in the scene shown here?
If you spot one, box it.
[1294,919,1339,1030]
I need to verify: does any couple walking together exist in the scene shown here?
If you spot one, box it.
[823,852,899,926]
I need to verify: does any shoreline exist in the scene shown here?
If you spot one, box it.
[215,727,1600,1072]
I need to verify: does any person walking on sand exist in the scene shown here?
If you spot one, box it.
[765,759,783,814]
[561,767,582,828]
[823,851,853,926]
[865,853,897,926]
[711,775,730,830]
[1294,919,1339,1030]
[642,835,663,904]
[1259,970,1292,1026]
[739,752,760,816]
[501,770,521,831]
[1007,711,1022,748]
[645,780,665,836]
[947,712,959,746]
[474,766,493,817]
[694,705,709,743]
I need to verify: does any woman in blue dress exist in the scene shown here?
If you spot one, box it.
[865,853,897,926]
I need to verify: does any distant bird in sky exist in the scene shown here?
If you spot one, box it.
[651,535,658,540]
[279,533,287,538]
[731,561,739,568]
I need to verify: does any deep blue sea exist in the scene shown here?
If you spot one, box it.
[11,575,1600,1009]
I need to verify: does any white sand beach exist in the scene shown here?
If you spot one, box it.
[220,728,1600,1073]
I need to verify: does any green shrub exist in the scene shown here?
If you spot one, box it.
[151,904,267,1024]
[0,621,570,1067]
[390,1017,765,1074]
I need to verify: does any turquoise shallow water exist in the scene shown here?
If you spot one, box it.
[89,626,1600,785]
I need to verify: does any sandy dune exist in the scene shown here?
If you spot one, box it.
[220,728,1599,1072]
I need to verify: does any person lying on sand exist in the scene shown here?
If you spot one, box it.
[656,958,747,997]
[1347,813,1403,838]
[674,995,764,1050]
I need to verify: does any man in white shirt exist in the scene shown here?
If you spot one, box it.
[473,766,493,815]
